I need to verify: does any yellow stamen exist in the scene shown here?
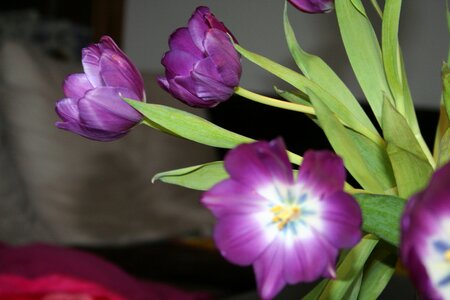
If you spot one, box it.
[444,250,450,261]
[271,204,300,230]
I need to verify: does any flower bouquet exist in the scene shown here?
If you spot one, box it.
[55,0,450,299]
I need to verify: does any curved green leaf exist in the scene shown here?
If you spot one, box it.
[358,243,396,300]
[335,0,392,125]
[235,44,382,146]
[382,100,434,198]
[284,3,376,136]
[311,96,394,193]
[318,235,378,300]
[152,161,228,191]
[126,100,253,149]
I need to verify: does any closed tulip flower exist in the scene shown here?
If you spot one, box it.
[158,6,241,108]
[55,36,145,142]
[288,0,334,13]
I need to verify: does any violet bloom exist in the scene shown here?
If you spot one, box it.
[158,6,241,108]
[55,36,145,141]
[400,162,450,299]
[288,0,334,13]
[201,138,362,299]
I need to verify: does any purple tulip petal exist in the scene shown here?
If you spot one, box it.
[187,6,211,51]
[283,232,336,284]
[99,35,121,52]
[203,29,241,87]
[201,179,269,218]
[82,44,104,87]
[318,191,362,248]
[161,50,198,77]
[288,0,334,14]
[78,87,141,132]
[213,211,277,266]
[63,73,93,100]
[253,238,286,300]
[100,49,145,100]
[55,98,80,122]
[191,63,234,101]
[169,27,203,59]
[56,121,127,142]
[225,140,294,193]
[167,76,209,107]
[297,150,345,197]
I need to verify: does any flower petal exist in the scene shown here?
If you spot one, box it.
[100,49,145,100]
[253,238,286,300]
[288,0,334,14]
[191,58,235,101]
[161,50,197,77]
[56,121,127,142]
[55,98,80,122]
[201,179,269,218]
[187,6,211,51]
[78,87,141,132]
[318,191,362,248]
[63,73,93,100]
[283,231,337,284]
[203,29,241,87]
[297,150,345,197]
[82,44,104,87]
[213,211,277,266]
[225,139,294,198]
[169,27,203,59]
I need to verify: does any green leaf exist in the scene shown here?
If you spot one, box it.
[438,128,450,167]
[355,193,405,246]
[382,0,403,108]
[335,0,393,125]
[274,86,311,106]
[382,0,419,135]
[358,243,396,300]
[302,280,328,300]
[283,4,376,137]
[442,64,450,120]
[318,235,378,300]
[125,100,253,148]
[311,96,394,193]
[152,161,228,191]
[235,44,382,146]
[382,100,434,198]
[126,100,303,165]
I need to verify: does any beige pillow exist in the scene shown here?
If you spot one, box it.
[0,41,215,245]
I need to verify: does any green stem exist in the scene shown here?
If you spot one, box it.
[234,86,315,115]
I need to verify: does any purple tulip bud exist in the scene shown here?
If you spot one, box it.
[400,161,450,299]
[158,6,242,108]
[288,0,334,13]
[55,36,145,142]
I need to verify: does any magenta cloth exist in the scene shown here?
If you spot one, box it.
[0,243,211,300]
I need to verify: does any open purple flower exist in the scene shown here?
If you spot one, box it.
[400,162,450,299]
[201,138,362,299]
[158,6,241,108]
[55,36,145,141]
[288,0,334,13]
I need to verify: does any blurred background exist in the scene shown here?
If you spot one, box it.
[0,0,445,299]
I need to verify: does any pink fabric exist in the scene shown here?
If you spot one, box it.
[0,243,211,300]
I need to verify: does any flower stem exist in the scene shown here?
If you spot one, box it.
[234,86,315,115]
